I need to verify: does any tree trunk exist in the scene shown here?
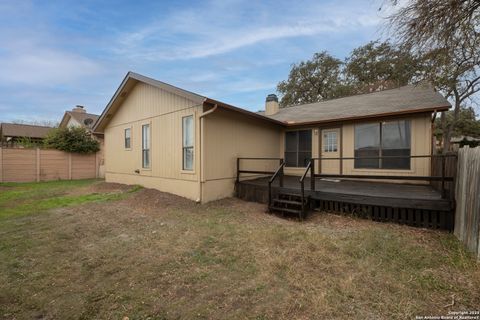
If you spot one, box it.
[442,99,461,153]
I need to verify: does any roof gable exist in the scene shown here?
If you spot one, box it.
[94,72,206,132]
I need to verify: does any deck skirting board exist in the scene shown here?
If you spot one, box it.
[236,182,454,231]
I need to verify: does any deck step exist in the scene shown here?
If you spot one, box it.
[278,192,302,198]
[269,206,303,215]
[273,199,303,206]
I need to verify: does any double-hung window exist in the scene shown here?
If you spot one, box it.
[124,128,131,149]
[285,130,312,167]
[354,120,411,169]
[142,124,150,168]
[182,115,194,170]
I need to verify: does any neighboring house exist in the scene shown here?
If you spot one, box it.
[450,135,480,149]
[60,105,105,177]
[59,105,100,130]
[93,72,451,203]
[0,123,53,147]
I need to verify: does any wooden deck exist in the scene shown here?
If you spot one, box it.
[236,176,455,229]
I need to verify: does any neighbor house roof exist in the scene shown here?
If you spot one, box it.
[258,84,451,125]
[94,72,451,132]
[0,123,53,139]
[60,111,100,130]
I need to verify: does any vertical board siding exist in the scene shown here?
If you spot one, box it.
[201,108,282,202]
[0,148,98,182]
[204,108,282,181]
[104,82,200,181]
[454,146,480,261]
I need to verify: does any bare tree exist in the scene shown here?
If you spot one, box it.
[385,0,480,151]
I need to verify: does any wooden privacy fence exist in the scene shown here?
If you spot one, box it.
[0,147,100,183]
[454,146,480,261]
[431,152,458,200]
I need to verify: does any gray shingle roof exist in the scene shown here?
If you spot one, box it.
[260,84,450,124]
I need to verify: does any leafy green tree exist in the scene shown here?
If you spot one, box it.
[17,137,41,148]
[276,42,418,107]
[44,127,100,154]
[345,41,420,93]
[434,107,480,139]
[385,0,480,151]
[277,52,348,107]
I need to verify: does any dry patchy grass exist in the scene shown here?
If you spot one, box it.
[0,180,479,319]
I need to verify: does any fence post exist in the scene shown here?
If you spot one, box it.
[0,147,3,183]
[68,153,72,180]
[36,148,40,182]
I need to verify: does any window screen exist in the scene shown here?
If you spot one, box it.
[285,130,312,167]
[142,124,150,168]
[354,120,411,169]
[182,115,194,170]
[124,128,131,149]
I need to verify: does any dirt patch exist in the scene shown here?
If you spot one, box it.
[120,187,196,213]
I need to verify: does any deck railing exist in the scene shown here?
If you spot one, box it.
[236,157,284,183]
[299,160,313,218]
[268,162,285,208]
[309,154,457,198]
[236,157,284,207]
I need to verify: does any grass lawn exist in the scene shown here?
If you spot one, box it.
[0,180,479,319]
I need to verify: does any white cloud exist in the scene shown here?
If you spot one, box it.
[0,49,102,86]
[113,0,383,61]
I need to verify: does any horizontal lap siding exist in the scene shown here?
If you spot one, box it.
[40,149,69,180]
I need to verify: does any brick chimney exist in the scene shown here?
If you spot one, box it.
[72,105,86,113]
[265,94,279,116]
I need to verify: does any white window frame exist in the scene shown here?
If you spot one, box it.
[142,123,150,169]
[124,127,131,150]
[323,131,338,152]
[182,115,194,171]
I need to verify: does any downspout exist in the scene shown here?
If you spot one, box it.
[431,110,438,155]
[430,111,438,178]
[197,103,218,203]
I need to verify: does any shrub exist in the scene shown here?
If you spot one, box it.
[44,127,100,154]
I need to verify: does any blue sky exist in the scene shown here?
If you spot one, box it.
[0,0,388,123]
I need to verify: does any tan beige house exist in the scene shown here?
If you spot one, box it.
[93,72,451,203]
